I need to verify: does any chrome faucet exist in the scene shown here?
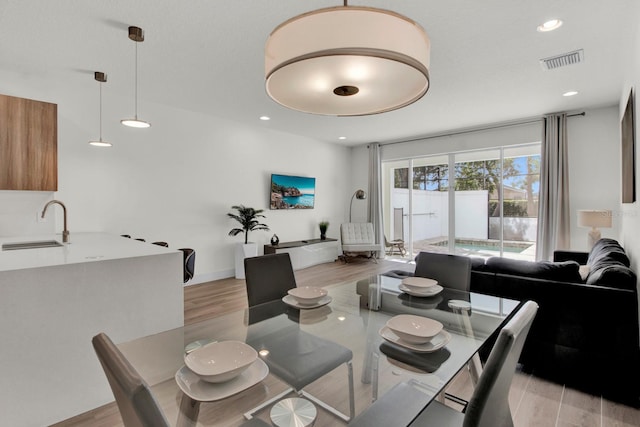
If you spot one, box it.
[41,200,70,243]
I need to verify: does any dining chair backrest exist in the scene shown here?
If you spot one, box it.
[414,251,472,292]
[178,248,196,283]
[464,300,539,427]
[92,333,170,427]
[244,253,297,307]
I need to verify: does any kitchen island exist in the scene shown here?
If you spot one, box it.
[0,232,184,427]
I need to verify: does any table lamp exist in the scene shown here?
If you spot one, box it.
[577,210,612,248]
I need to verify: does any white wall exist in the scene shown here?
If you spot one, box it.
[455,191,489,240]
[380,122,541,161]
[620,13,640,321]
[0,71,351,283]
[350,145,370,223]
[390,189,488,241]
[567,107,622,251]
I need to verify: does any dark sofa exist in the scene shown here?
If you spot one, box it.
[470,238,639,406]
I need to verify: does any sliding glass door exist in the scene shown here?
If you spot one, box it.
[382,144,539,261]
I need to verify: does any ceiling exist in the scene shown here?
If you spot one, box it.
[0,0,637,146]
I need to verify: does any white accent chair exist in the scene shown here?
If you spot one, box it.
[340,223,382,263]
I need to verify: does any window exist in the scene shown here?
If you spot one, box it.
[383,144,540,261]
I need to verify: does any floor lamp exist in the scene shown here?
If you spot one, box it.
[577,210,612,248]
[349,189,367,222]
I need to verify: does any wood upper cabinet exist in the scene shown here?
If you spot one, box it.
[0,94,58,191]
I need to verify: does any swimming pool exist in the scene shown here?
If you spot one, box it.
[433,240,532,254]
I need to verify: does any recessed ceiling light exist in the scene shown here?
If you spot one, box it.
[563,91,578,97]
[259,116,270,121]
[537,19,563,32]
[338,136,347,140]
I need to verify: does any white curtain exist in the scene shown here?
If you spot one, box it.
[368,143,384,254]
[536,113,570,260]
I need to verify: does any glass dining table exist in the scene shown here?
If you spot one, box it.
[116,274,521,427]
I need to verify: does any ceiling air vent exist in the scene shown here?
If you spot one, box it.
[540,49,584,70]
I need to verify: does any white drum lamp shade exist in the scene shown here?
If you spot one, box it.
[577,210,612,248]
[265,6,431,116]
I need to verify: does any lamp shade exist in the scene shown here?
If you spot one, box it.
[265,6,430,116]
[577,210,612,228]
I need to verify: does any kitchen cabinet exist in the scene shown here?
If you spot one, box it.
[0,94,57,190]
[0,233,183,426]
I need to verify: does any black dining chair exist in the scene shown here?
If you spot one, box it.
[243,253,355,422]
[413,251,478,404]
[178,248,196,283]
[414,251,472,292]
[92,333,270,427]
[244,252,297,306]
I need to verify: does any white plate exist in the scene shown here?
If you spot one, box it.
[184,340,257,383]
[379,326,451,353]
[386,314,443,344]
[175,358,268,402]
[401,277,438,288]
[282,294,332,309]
[287,286,328,305]
[399,283,443,297]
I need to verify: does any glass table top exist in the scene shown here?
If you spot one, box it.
[117,274,521,426]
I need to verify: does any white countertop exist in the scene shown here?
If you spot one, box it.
[0,232,179,272]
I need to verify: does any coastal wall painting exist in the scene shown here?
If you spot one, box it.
[270,174,316,209]
[622,88,636,203]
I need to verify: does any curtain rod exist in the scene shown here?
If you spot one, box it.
[379,112,586,147]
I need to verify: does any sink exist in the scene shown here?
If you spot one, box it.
[2,240,63,251]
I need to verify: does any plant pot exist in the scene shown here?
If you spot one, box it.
[235,242,257,279]
[320,233,326,240]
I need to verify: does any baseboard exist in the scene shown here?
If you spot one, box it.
[184,269,235,286]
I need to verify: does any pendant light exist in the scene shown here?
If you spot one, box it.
[121,26,150,128]
[89,72,112,147]
[265,0,430,116]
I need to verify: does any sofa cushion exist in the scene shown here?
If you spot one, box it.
[587,238,630,268]
[469,256,488,271]
[586,264,637,290]
[484,257,582,282]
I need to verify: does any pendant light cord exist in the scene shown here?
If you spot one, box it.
[134,40,138,119]
[99,81,103,140]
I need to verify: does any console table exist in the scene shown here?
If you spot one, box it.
[264,238,339,270]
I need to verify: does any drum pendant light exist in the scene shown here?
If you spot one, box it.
[89,72,112,147]
[121,26,150,128]
[265,1,431,116]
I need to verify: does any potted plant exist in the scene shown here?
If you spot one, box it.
[319,221,329,240]
[227,205,270,279]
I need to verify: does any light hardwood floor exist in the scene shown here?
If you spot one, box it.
[54,257,638,427]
